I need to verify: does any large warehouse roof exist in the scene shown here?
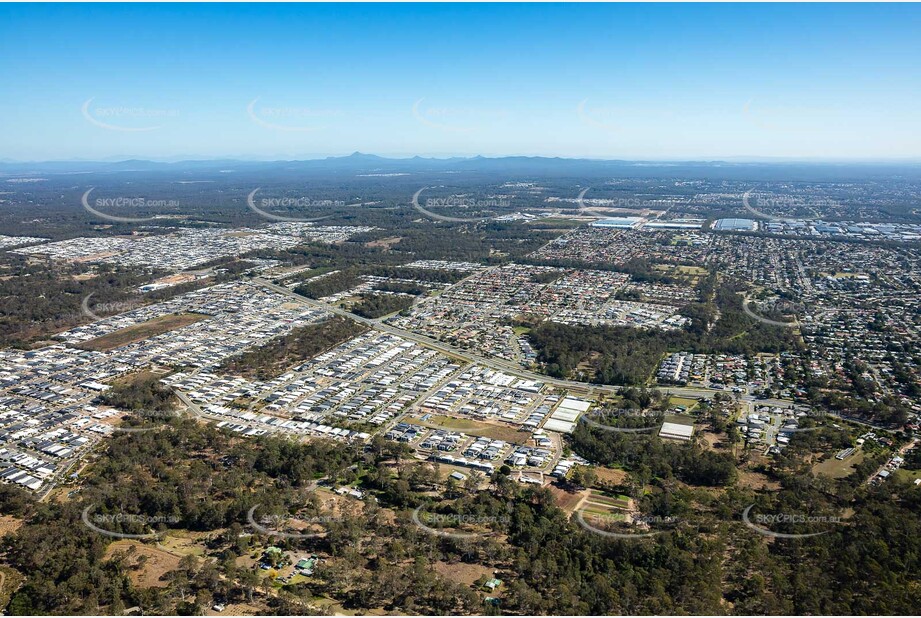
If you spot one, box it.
[659,421,695,441]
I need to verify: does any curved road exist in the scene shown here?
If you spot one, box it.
[253,277,717,401]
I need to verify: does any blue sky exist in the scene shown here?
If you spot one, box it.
[1,3,920,161]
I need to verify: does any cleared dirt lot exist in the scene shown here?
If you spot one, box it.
[548,484,588,513]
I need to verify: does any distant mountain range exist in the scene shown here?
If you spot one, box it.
[2,152,920,181]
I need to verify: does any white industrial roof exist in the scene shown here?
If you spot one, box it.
[544,418,576,434]
[558,397,592,413]
[659,421,694,441]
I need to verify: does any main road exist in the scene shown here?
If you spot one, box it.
[252,277,718,402]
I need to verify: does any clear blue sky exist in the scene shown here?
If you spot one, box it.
[2,3,920,161]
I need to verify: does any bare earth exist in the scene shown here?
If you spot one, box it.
[103,540,184,588]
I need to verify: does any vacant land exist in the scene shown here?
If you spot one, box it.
[219,316,367,379]
[350,292,415,318]
[548,484,589,513]
[576,490,634,526]
[417,414,532,444]
[895,468,921,482]
[585,489,632,510]
[78,313,209,351]
[738,469,782,491]
[593,466,628,486]
[663,413,696,426]
[668,396,700,411]
[364,236,403,249]
[433,560,494,587]
[0,515,23,537]
[813,450,867,479]
[158,531,210,558]
[103,539,184,588]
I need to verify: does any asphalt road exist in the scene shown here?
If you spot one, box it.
[253,277,721,402]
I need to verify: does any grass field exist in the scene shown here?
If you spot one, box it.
[895,468,921,482]
[416,414,532,444]
[653,264,708,281]
[78,313,209,351]
[668,396,699,411]
[663,413,696,426]
[575,489,634,527]
[580,506,627,519]
[813,450,866,479]
[586,489,632,510]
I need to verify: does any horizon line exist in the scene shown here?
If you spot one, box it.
[4,152,921,166]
